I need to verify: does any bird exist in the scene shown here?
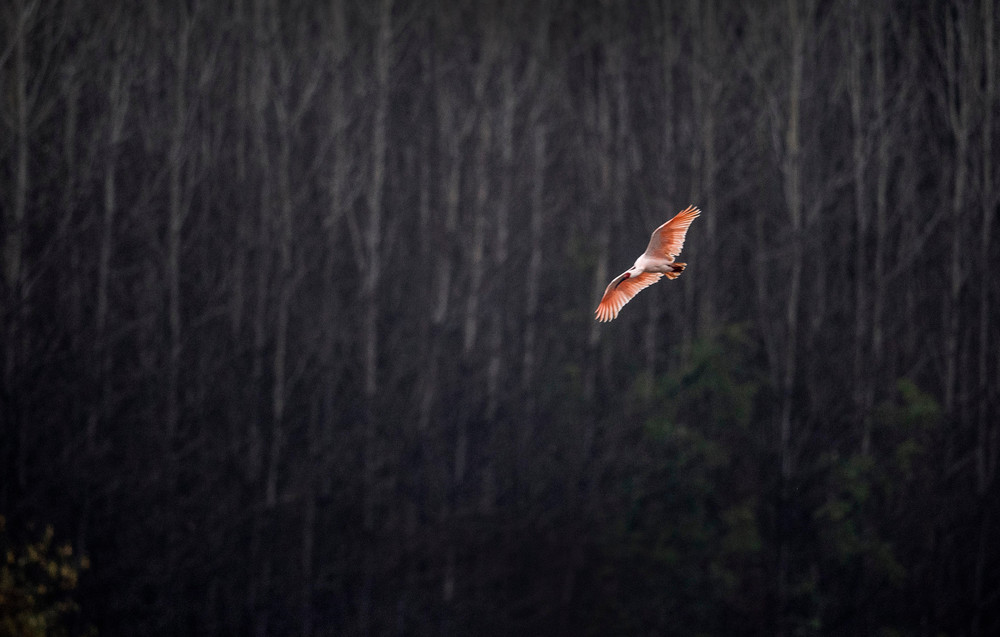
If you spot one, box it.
[595,205,701,322]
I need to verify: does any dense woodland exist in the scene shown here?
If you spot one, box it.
[1,0,998,634]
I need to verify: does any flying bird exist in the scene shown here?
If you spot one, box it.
[595,205,701,322]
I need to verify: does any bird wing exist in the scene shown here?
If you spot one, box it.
[595,271,664,322]
[643,205,701,260]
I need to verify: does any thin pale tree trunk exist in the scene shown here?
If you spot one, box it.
[848,0,874,454]
[93,56,130,454]
[973,2,997,633]
[246,1,274,630]
[690,0,720,335]
[776,1,810,630]
[4,0,32,489]
[166,11,193,445]
[487,64,514,422]
[871,10,889,420]
[975,0,997,498]
[942,6,970,416]
[359,3,392,632]
[521,124,546,432]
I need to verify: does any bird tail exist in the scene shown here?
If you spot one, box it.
[664,262,686,280]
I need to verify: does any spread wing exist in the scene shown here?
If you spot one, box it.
[644,205,701,260]
[595,271,664,322]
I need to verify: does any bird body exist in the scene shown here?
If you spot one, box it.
[595,205,700,322]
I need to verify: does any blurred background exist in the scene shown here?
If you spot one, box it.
[1,0,998,634]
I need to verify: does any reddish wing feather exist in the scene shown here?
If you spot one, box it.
[645,205,700,259]
[594,271,664,322]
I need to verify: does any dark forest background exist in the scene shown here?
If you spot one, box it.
[2,0,998,634]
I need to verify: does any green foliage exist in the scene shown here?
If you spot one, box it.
[875,379,940,482]
[812,378,942,630]
[597,335,947,635]
[642,324,764,436]
[0,516,94,637]
[591,325,769,634]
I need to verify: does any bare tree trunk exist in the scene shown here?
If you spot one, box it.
[166,11,193,445]
[246,1,274,630]
[359,3,392,632]
[92,47,130,454]
[463,52,493,355]
[363,0,391,413]
[776,1,810,630]
[420,27,473,430]
[487,62,515,422]
[848,0,874,455]
[648,2,680,375]
[780,0,804,475]
[3,0,30,295]
[313,0,352,573]
[871,8,889,422]
[3,0,32,491]
[973,2,997,633]
[587,37,615,386]
[262,15,326,512]
[61,62,85,344]
[689,0,721,335]
[266,116,293,509]
[299,494,316,637]
[941,6,970,416]
[418,149,453,433]
[975,0,997,498]
[230,0,250,341]
[587,84,610,360]
[248,0,274,486]
[842,9,898,619]
[58,55,86,467]
[521,123,546,432]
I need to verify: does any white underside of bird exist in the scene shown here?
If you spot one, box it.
[595,205,701,322]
